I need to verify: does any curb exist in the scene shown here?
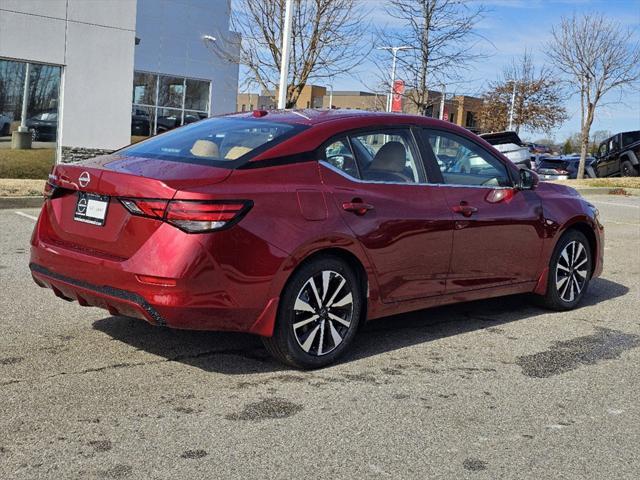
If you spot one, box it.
[571,187,640,197]
[0,196,43,209]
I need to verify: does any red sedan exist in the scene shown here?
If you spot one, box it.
[30,110,604,368]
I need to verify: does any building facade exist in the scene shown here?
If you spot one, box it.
[0,0,239,162]
[237,85,484,132]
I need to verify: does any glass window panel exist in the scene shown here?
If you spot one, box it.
[121,118,298,166]
[133,71,157,105]
[158,76,184,108]
[156,107,183,133]
[349,130,425,183]
[323,137,359,179]
[184,79,209,111]
[131,105,154,137]
[183,110,207,125]
[0,59,26,136]
[25,63,61,141]
[425,130,511,187]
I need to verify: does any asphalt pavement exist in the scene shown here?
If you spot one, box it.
[1,194,639,479]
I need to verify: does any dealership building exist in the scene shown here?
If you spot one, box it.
[0,0,239,162]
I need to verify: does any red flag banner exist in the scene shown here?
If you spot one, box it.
[391,80,405,113]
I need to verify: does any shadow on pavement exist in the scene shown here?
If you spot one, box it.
[92,277,629,374]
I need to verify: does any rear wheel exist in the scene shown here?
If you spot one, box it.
[536,230,592,311]
[621,160,638,177]
[262,256,363,369]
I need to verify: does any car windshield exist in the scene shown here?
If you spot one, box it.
[119,117,301,167]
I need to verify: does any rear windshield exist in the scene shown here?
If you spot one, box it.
[119,117,301,167]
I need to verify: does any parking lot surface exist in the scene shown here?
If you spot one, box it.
[1,194,639,479]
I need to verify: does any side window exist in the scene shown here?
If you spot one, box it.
[425,130,512,187]
[598,143,607,157]
[349,130,426,183]
[323,137,360,179]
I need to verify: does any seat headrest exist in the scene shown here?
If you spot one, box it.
[370,141,406,173]
[190,139,219,158]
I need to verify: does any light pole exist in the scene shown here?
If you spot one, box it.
[328,84,333,109]
[378,46,411,112]
[508,81,516,131]
[277,0,294,109]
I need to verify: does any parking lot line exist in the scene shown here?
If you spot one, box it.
[14,211,38,221]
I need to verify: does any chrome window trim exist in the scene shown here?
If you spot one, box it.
[319,160,513,190]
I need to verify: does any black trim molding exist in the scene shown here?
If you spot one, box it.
[29,263,166,326]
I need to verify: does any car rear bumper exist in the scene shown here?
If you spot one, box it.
[539,173,569,181]
[30,263,166,325]
[29,212,284,334]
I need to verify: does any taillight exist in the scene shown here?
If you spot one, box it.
[120,198,168,219]
[165,200,253,232]
[43,181,56,199]
[119,198,252,233]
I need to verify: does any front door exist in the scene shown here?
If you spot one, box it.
[320,128,453,302]
[421,128,544,293]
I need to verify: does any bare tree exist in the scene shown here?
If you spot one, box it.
[479,51,567,134]
[547,13,640,178]
[218,0,370,108]
[378,0,486,115]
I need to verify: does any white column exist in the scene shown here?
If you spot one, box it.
[18,62,31,133]
[277,0,294,109]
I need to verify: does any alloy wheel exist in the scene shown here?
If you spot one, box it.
[292,270,354,356]
[555,240,589,303]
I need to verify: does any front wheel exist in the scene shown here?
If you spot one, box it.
[262,256,363,369]
[536,230,592,311]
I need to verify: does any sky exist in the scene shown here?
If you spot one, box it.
[237,0,640,142]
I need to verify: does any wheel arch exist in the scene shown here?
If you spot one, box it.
[250,237,380,337]
[534,216,599,296]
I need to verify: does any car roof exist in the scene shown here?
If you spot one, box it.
[226,108,451,128]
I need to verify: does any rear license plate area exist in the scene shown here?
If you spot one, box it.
[74,192,109,226]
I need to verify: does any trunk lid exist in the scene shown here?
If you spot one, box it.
[42,154,232,259]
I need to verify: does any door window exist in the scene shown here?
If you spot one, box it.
[424,130,512,187]
[348,130,426,183]
[322,137,360,179]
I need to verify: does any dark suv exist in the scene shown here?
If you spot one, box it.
[596,131,640,177]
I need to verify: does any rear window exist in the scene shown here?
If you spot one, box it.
[621,131,640,148]
[119,117,301,167]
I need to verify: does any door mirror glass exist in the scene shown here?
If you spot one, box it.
[519,168,539,190]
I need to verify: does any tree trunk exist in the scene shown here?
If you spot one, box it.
[577,103,595,179]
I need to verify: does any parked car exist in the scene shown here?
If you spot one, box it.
[596,130,640,177]
[30,110,604,369]
[131,109,151,136]
[0,113,12,136]
[26,110,58,141]
[526,143,553,155]
[480,131,532,169]
[537,154,599,180]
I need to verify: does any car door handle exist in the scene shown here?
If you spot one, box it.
[342,201,374,216]
[452,204,478,217]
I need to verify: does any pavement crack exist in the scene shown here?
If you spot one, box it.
[0,347,270,386]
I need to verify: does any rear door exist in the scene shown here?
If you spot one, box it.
[320,127,453,302]
[421,128,544,292]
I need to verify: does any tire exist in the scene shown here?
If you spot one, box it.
[536,230,592,311]
[621,160,638,177]
[262,256,363,369]
[30,128,38,141]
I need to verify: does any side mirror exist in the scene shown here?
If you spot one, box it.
[519,168,539,190]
